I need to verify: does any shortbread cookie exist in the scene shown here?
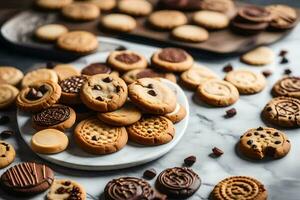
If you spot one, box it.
[47,179,86,200]
[0,84,19,109]
[128,78,176,114]
[180,64,219,90]
[262,97,300,127]
[200,0,236,18]
[101,14,137,32]
[31,129,69,154]
[118,0,153,16]
[80,74,128,112]
[212,176,267,200]
[35,24,68,42]
[57,31,98,54]
[0,141,15,169]
[127,116,175,145]
[241,47,275,66]
[88,0,116,11]
[165,103,186,123]
[272,77,300,99]
[171,25,209,43]
[17,80,61,112]
[148,10,187,30]
[196,79,239,107]
[97,102,142,126]
[36,0,73,10]
[22,68,58,88]
[225,69,266,94]
[0,66,24,86]
[53,64,80,81]
[81,62,118,76]
[62,2,100,21]
[107,50,148,72]
[32,104,76,131]
[193,11,229,29]
[74,118,128,154]
[266,5,298,30]
[151,48,194,72]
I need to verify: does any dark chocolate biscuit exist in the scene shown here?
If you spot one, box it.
[231,20,268,35]
[81,63,112,76]
[237,5,272,23]
[272,77,300,99]
[158,0,202,11]
[158,48,187,63]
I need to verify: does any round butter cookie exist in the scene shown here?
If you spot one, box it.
[36,0,73,10]
[165,103,187,124]
[193,10,229,29]
[22,68,58,88]
[88,0,116,11]
[0,84,19,109]
[35,24,68,42]
[62,2,100,21]
[47,179,86,200]
[172,25,209,43]
[148,10,187,30]
[241,46,274,66]
[0,141,15,169]
[0,66,23,86]
[101,13,137,32]
[118,0,153,16]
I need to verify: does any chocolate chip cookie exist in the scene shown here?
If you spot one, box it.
[0,141,15,169]
[47,179,86,200]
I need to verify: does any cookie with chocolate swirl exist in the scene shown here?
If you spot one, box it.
[272,77,300,99]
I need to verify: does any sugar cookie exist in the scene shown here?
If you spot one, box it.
[101,14,137,32]
[0,84,19,109]
[241,47,275,66]
[193,10,229,29]
[172,25,209,43]
[148,10,187,30]
[35,24,68,42]
[22,68,58,88]
[0,66,24,86]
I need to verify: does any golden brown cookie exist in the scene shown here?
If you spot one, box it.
[165,103,187,124]
[0,141,15,169]
[241,46,275,66]
[36,0,73,10]
[118,0,153,16]
[193,10,229,29]
[101,14,137,32]
[148,10,187,30]
[53,64,80,81]
[0,66,24,86]
[62,2,100,21]
[271,76,300,99]
[0,84,19,109]
[88,0,116,11]
[47,179,86,200]
[21,68,58,88]
[200,0,236,19]
[171,25,209,43]
[35,24,68,42]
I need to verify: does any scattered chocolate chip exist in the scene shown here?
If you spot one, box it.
[184,155,196,166]
[280,57,289,64]
[224,108,237,118]
[93,85,102,90]
[274,141,281,144]
[262,70,272,77]
[96,96,103,101]
[38,85,48,94]
[46,61,56,69]
[223,63,233,72]
[147,90,157,96]
[143,168,157,179]
[103,77,112,83]
[247,140,253,145]
[284,68,292,75]
[279,50,288,57]
[212,147,223,157]
[256,127,264,131]
[91,135,98,141]
[116,85,121,93]
[0,130,14,139]
[0,116,10,125]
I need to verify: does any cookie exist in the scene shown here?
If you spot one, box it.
[0,66,24,86]
[196,79,239,107]
[118,0,153,16]
[0,162,54,195]
[151,47,194,72]
[224,69,266,94]
[241,46,275,66]
[47,179,86,200]
[80,74,128,112]
[128,78,176,114]
[0,84,19,109]
[165,103,186,124]
[88,0,116,11]
[0,141,15,169]
[171,25,209,43]
[62,2,100,21]
[107,50,148,72]
[200,0,236,19]
[81,62,118,77]
[193,10,229,29]
[57,31,98,54]
[74,118,128,154]
[180,64,219,90]
[212,176,267,200]
[156,167,201,198]
[36,0,73,10]
[272,77,300,99]
[262,97,300,128]
[101,14,137,32]
[21,68,58,88]
[59,75,88,105]
[16,80,61,112]
[53,64,80,81]
[35,24,68,42]
[231,19,269,35]
[122,68,176,85]
[148,10,187,30]
[159,0,202,11]
[126,116,175,145]
[32,104,76,131]
[97,102,142,126]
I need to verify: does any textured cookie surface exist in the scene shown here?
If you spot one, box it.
[35,24,68,42]
[21,68,58,88]
[272,77,300,99]
[101,14,137,32]
[0,84,19,109]
[148,10,187,30]
[118,0,153,16]
[0,66,24,86]
[165,103,187,124]
[47,179,86,200]
[241,47,274,66]
[62,2,100,21]
[193,10,229,29]
[172,25,209,43]
[0,141,15,169]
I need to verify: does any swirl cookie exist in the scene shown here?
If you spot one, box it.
[118,0,153,16]
[35,24,68,42]
[272,77,300,99]
[196,79,239,107]
[172,25,209,43]
[88,0,116,11]
[127,116,175,145]
[151,48,194,72]
[53,64,80,81]
[0,84,19,109]
[165,103,187,124]
[0,141,15,169]
[62,2,100,21]
[80,74,128,112]
[156,167,201,198]
[148,10,187,30]
[47,179,86,200]
[0,162,54,195]
[17,80,61,112]
[241,46,275,66]
[101,14,137,32]
[193,11,229,30]
[262,97,300,127]
[81,63,118,76]
[212,176,267,200]
[266,5,298,30]
[21,68,58,88]
[128,78,176,114]
[74,118,128,154]
[0,66,24,86]
[36,0,73,10]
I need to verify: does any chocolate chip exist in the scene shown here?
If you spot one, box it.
[212,147,223,157]
[256,127,264,131]
[184,155,196,166]
[116,85,121,93]
[63,181,71,186]
[56,187,66,194]
[280,57,289,64]
[46,61,55,69]
[0,116,10,125]
[0,130,14,139]
[286,140,290,143]
[6,146,9,151]
[260,134,266,138]
[103,77,112,83]
[96,96,103,101]
[93,85,102,90]
[143,168,157,180]
[275,141,281,144]
[147,90,157,96]
[246,133,252,137]
[262,70,272,77]
[279,50,288,57]
[223,63,233,72]
[284,68,292,75]
[38,85,48,94]
[247,140,253,145]
[91,135,98,141]
[224,108,236,118]
[1,155,5,157]
[147,84,154,89]
[26,88,37,100]
[254,132,259,136]
[252,144,257,149]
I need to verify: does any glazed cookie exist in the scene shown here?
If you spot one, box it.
[47,179,86,200]
[0,141,15,169]
[262,97,300,128]
[62,2,100,21]
[35,24,68,42]
[272,77,300,99]
[180,64,219,90]
[0,84,19,109]
[156,167,201,198]
[165,103,187,124]
[212,176,267,200]
[81,63,118,76]
[151,48,194,72]
[0,162,54,195]
[74,118,128,154]
[0,66,24,86]
[193,11,229,29]
[107,50,148,72]
[88,0,116,11]
[171,25,209,43]
[59,75,88,105]
[80,74,128,112]
[118,0,153,16]
[196,79,239,107]
[36,0,73,10]
[126,116,175,145]
[101,14,137,32]
[32,104,76,131]
[128,78,176,114]
[148,10,187,30]
[241,46,275,66]
[97,102,142,126]
[53,64,80,81]
[21,68,58,88]
[200,0,236,18]
[225,69,266,94]
[57,31,98,54]
[17,80,61,112]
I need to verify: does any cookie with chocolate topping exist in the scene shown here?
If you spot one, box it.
[81,62,119,77]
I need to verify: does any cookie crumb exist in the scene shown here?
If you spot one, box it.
[212,147,224,157]
[279,50,288,57]
[280,57,289,64]
[223,63,233,72]
[224,108,237,118]
[284,68,292,75]
[184,155,196,166]
[143,168,157,179]
[262,70,272,77]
